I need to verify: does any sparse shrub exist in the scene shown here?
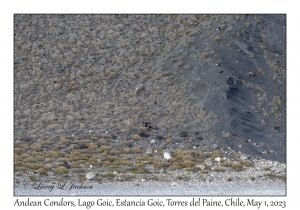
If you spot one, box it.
[132,134,141,141]
[211,151,221,159]
[120,160,132,167]
[87,143,97,151]
[14,148,22,154]
[159,162,171,168]
[136,155,150,162]
[102,134,112,139]
[35,155,45,161]
[138,127,148,132]
[103,173,115,178]
[202,53,209,58]
[108,72,117,79]
[24,156,36,163]
[214,36,222,42]
[25,163,44,170]
[182,160,195,168]
[29,175,35,181]
[173,150,184,160]
[132,148,142,154]
[213,167,226,172]
[55,166,69,175]
[100,146,110,152]
[245,22,251,27]
[77,116,85,121]
[201,170,209,174]
[137,162,146,168]
[150,176,160,181]
[89,155,98,164]
[153,161,159,169]
[156,148,164,156]
[38,168,47,175]
[242,160,253,167]
[161,71,171,77]
[198,154,205,161]
[122,140,134,147]
[219,167,226,172]
[166,138,173,144]
[68,81,79,92]
[231,162,243,171]
[221,161,232,167]
[171,58,177,63]
[123,148,131,154]
[43,165,51,171]
[103,161,111,167]
[49,151,59,158]
[38,71,44,77]
[98,138,107,145]
[172,162,182,170]
[183,155,194,161]
[177,62,184,67]
[110,149,121,155]
[101,151,108,157]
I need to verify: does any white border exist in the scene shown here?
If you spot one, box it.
[2,0,297,209]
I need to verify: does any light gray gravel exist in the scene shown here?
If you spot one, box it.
[14,180,286,196]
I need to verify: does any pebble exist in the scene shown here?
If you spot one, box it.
[41,58,48,63]
[86,172,96,180]
[239,154,248,160]
[196,164,206,170]
[214,157,221,162]
[164,151,172,160]
[146,147,153,154]
[159,168,165,173]
[222,131,230,138]
[205,160,213,166]
[171,182,178,187]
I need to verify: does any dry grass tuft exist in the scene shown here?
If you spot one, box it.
[55,166,69,175]
[123,148,131,154]
[214,36,222,42]
[166,138,173,144]
[108,72,117,79]
[231,162,243,171]
[132,148,142,154]
[202,53,209,58]
[132,134,141,141]
[182,160,195,168]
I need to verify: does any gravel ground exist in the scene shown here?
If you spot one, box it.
[14,179,285,196]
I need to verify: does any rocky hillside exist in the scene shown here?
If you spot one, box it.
[14,15,286,181]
